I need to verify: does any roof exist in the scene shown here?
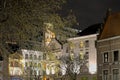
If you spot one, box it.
[77,23,102,36]
[99,12,120,39]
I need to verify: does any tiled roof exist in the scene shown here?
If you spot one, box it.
[99,12,120,39]
[77,23,102,36]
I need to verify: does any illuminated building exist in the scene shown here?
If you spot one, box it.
[43,23,62,80]
[9,52,23,80]
[62,23,102,79]
[97,12,120,80]
[21,49,43,80]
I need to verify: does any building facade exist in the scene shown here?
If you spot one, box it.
[97,12,120,80]
[21,49,43,80]
[67,34,98,75]
[97,36,120,80]
[61,23,102,80]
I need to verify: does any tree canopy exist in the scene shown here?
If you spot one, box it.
[0,0,77,52]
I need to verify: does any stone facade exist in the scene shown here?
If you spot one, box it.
[97,36,120,80]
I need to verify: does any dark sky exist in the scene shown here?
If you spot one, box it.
[64,0,120,30]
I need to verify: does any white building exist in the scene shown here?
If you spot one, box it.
[67,34,98,74]
[21,49,43,79]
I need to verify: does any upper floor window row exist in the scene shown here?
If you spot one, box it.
[103,50,119,63]
[25,54,42,60]
[80,40,89,48]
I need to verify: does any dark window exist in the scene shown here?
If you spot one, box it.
[30,54,33,59]
[85,40,89,47]
[34,55,37,60]
[25,54,28,59]
[66,47,69,53]
[103,70,108,80]
[84,52,89,60]
[113,51,119,62]
[104,52,108,63]
[25,62,28,67]
[113,69,119,80]
[0,56,3,61]
[39,56,41,60]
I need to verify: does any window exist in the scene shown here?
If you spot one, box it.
[38,63,41,68]
[113,51,119,62]
[30,54,33,59]
[80,41,84,48]
[66,47,69,53]
[34,55,37,60]
[103,70,108,80]
[39,56,41,60]
[79,52,84,59]
[104,52,108,63]
[25,54,28,59]
[34,63,37,67]
[84,52,89,60]
[85,40,89,47]
[25,62,28,67]
[113,69,119,80]
[30,62,33,67]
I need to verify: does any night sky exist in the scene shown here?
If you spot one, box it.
[64,0,120,30]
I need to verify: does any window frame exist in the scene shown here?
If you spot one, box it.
[103,52,109,63]
[113,50,119,62]
[103,70,109,80]
[112,69,119,80]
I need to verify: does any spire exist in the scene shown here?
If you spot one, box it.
[104,8,112,22]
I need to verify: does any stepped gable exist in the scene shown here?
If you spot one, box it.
[99,12,120,39]
[77,23,102,36]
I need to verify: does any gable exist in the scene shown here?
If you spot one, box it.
[48,38,62,51]
[99,13,120,39]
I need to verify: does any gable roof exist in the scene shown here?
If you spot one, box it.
[99,12,120,39]
[77,23,102,36]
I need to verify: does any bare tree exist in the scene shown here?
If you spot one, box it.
[59,53,88,80]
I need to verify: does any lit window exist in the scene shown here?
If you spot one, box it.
[103,70,108,80]
[113,69,119,80]
[104,52,108,63]
[80,52,84,59]
[113,51,119,62]
[38,63,41,68]
[80,41,84,48]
